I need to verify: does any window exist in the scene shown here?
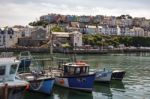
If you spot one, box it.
[69,67,75,75]
[75,67,80,74]
[64,66,69,73]
[10,64,17,74]
[10,35,12,39]
[85,67,89,73]
[0,66,6,75]
[37,35,40,39]
[82,67,86,73]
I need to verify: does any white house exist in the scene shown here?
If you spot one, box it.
[12,28,23,46]
[86,25,98,34]
[23,26,32,37]
[120,27,130,36]
[100,25,120,35]
[0,27,17,48]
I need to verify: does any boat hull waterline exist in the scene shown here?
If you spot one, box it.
[55,74,95,92]
[95,71,112,82]
[29,78,55,95]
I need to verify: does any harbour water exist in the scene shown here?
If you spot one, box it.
[24,53,150,99]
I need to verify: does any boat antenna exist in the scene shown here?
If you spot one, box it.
[73,43,77,62]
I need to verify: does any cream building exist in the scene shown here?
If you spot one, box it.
[71,31,82,47]
[52,31,82,47]
[127,27,145,37]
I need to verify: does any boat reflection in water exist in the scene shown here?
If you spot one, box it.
[110,80,125,91]
[93,83,112,99]
[7,88,26,99]
[53,86,93,99]
[24,86,93,99]
[24,91,54,99]
[93,81,125,99]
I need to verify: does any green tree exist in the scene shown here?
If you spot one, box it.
[51,26,64,32]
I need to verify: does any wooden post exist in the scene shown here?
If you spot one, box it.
[3,83,8,99]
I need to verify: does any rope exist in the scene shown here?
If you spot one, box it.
[29,79,44,91]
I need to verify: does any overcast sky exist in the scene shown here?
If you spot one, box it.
[0,0,150,27]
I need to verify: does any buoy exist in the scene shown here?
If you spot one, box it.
[59,79,64,84]
[25,84,30,91]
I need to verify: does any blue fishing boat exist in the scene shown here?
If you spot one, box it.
[18,50,55,95]
[29,78,54,94]
[19,72,55,95]
[54,61,95,92]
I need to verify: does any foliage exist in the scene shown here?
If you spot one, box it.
[51,26,64,32]
[116,14,132,19]
[29,20,49,27]
[62,43,71,48]
[83,34,150,47]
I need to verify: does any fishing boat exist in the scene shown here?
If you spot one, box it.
[53,61,95,92]
[0,51,32,72]
[19,25,55,95]
[94,68,112,82]
[0,57,29,99]
[47,26,95,92]
[18,57,55,95]
[19,71,55,95]
[111,70,126,81]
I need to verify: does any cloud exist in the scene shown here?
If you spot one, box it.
[2,0,149,9]
[0,0,150,27]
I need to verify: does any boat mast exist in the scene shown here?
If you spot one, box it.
[48,24,53,55]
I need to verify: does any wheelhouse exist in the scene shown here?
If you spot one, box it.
[63,61,90,76]
[0,58,20,82]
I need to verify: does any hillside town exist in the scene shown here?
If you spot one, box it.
[39,14,150,36]
[1,0,150,99]
[0,14,150,51]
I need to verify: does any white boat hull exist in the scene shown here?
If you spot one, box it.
[95,71,112,82]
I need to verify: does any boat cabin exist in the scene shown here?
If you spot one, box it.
[63,61,90,76]
[0,58,20,82]
[18,51,32,60]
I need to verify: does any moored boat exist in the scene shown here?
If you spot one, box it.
[19,72,55,95]
[0,57,29,99]
[94,69,112,82]
[53,61,95,92]
[111,70,126,81]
